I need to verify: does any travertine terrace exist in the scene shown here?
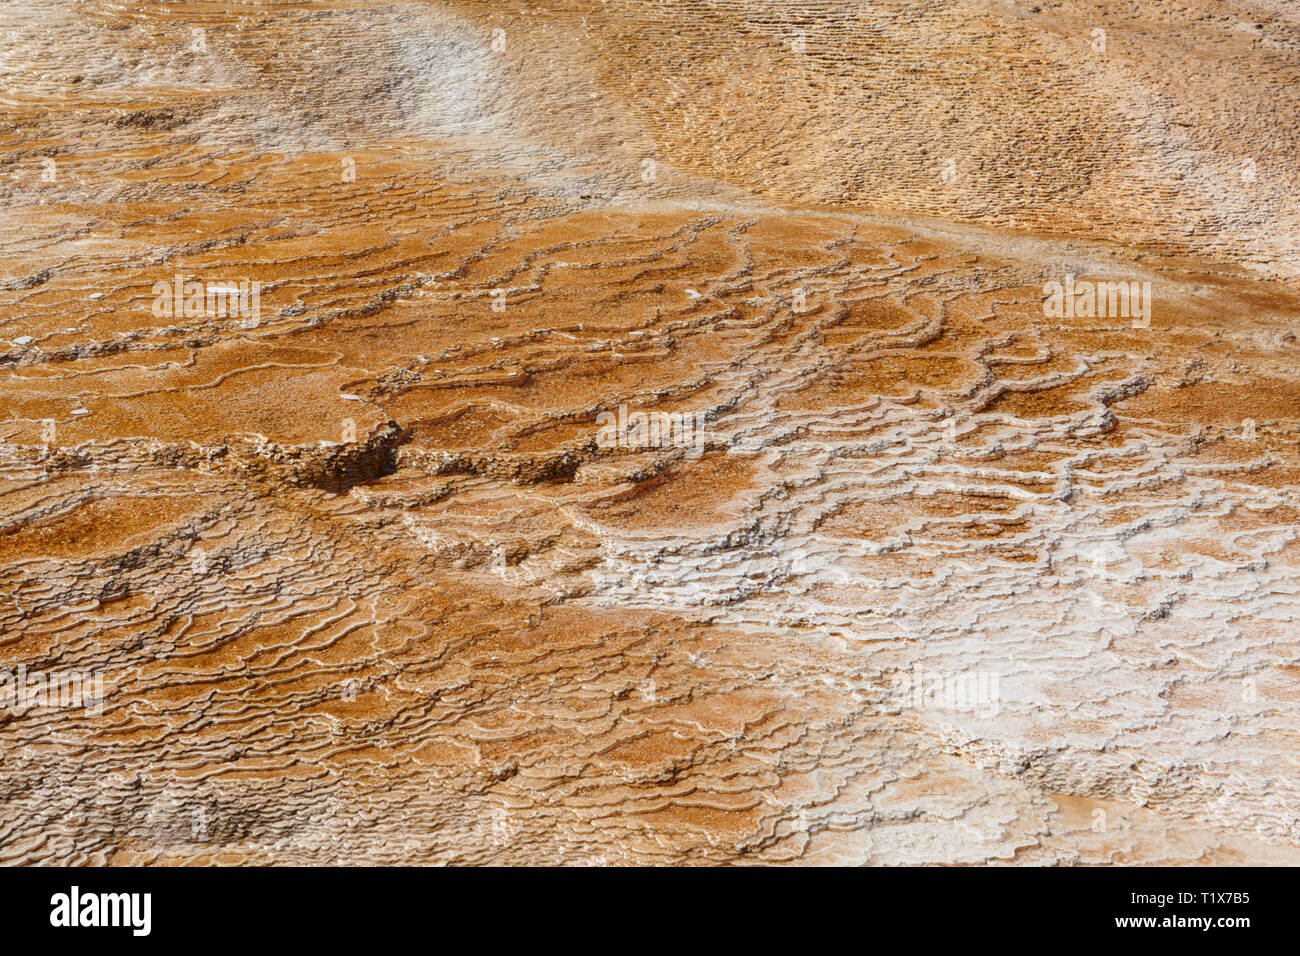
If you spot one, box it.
[1,0,1299,865]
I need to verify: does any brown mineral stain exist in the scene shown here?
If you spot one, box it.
[1,0,1298,868]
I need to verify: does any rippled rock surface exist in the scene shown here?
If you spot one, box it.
[2,0,1299,865]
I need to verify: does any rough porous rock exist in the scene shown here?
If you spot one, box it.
[1,0,1298,865]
